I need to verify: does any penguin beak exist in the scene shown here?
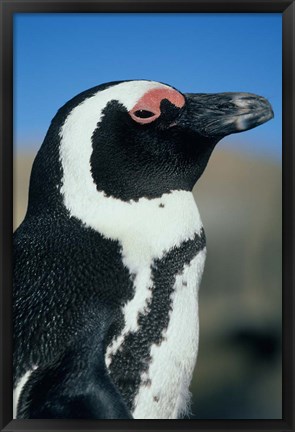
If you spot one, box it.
[182,92,274,139]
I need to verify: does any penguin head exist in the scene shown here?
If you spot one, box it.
[28,80,273,216]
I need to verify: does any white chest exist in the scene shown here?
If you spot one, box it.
[103,190,203,353]
[99,191,206,419]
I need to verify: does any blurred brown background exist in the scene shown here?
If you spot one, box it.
[14,146,282,419]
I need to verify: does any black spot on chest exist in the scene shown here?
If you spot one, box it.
[107,229,206,411]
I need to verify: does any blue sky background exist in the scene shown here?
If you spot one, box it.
[14,13,282,160]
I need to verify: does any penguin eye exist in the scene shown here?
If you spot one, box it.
[133,110,156,119]
[129,107,160,124]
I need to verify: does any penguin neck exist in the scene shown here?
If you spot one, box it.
[62,186,203,266]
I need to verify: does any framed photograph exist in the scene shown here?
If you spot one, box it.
[1,1,294,431]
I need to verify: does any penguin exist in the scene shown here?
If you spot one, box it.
[13,80,273,420]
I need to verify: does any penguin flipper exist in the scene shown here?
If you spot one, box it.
[17,345,132,419]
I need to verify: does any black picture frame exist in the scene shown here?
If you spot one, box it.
[0,1,294,431]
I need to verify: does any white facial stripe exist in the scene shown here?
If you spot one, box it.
[59,80,170,224]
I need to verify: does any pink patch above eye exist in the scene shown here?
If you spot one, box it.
[129,88,185,124]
